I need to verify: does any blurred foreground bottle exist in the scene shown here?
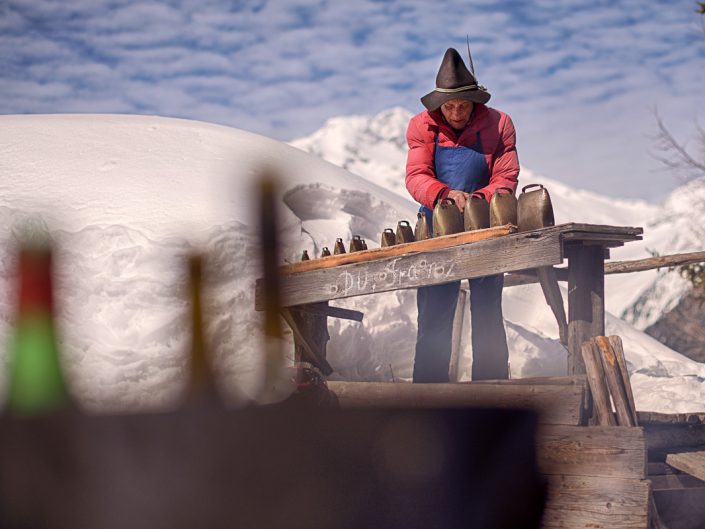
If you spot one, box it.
[6,242,72,414]
[184,255,221,404]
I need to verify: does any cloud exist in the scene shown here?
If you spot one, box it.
[0,0,703,200]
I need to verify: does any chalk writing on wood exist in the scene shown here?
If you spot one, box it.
[328,257,455,296]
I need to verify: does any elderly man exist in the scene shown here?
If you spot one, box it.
[405,47,519,382]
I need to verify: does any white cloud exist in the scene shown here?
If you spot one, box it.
[0,0,703,200]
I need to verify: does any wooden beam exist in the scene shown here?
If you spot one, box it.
[643,424,705,452]
[581,341,616,426]
[449,287,467,382]
[280,308,333,375]
[542,475,650,529]
[537,425,647,479]
[567,245,605,375]
[281,224,516,274]
[653,487,705,529]
[666,451,705,482]
[256,227,563,308]
[298,304,364,322]
[608,335,639,426]
[537,266,568,345]
[606,250,705,274]
[326,381,585,425]
[505,249,705,288]
[595,336,636,427]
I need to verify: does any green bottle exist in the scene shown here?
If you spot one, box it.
[6,243,71,414]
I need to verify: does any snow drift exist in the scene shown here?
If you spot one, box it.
[1,113,703,413]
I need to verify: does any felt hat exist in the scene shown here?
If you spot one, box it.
[420,48,491,111]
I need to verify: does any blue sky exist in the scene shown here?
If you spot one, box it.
[1,0,704,201]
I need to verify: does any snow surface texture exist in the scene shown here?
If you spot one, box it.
[1,112,703,413]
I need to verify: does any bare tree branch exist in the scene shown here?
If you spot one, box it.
[652,110,705,183]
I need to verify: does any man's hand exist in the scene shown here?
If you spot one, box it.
[447,189,470,212]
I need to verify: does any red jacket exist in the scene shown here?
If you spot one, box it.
[405,104,519,210]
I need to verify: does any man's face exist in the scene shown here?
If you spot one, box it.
[440,99,474,129]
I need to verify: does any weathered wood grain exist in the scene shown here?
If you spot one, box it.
[471,375,587,387]
[542,475,650,529]
[281,308,333,374]
[608,335,639,426]
[638,411,705,425]
[595,336,636,427]
[282,224,516,274]
[581,341,616,426]
[449,287,467,383]
[326,381,585,425]
[298,304,364,321]
[644,424,705,452]
[653,487,705,529]
[666,451,705,482]
[256,228,563,308]
[567,245,605,375]
[537,266,568,345]
[536,425,647,479]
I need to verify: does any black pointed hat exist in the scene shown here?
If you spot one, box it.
[420,48,491,111]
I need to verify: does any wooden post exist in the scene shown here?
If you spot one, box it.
[282,303,333,375]
[536,266,568,346]
[580,341,616,426]
[608,335,639,426]
[595,336,636,427]
[567,244,605,375]
[449,287,468,382]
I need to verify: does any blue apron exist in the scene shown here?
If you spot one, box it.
[419,130,489,231]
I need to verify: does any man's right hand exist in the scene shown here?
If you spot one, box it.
[447,189,470,212]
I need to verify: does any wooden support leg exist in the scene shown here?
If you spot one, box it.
[567,245,605,375]
[282,302,333,375]
[537,266,568,346]
[449,287,468,382]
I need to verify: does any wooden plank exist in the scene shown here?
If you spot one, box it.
[638,411,705,425]
[257,227,563,308]
[595,336,636,427]
[644,424,705,452]
[650,473,705,490]
[327,381,585,425]
[280,308,333,375]
[449,287,467,382]
[581,341,616,426]
[508,250,705,288]
[567,245,605,375]
[298,304,364,321]
[653,487,705,529]
[537,266,568,345]
[281,224,516,274]
[606,250,705,274]
[666,451,705,482]
[542,475,650,529]
[557,223,643,237]
[608,335,639,426]
[537,425,647,479]
[471,375,587,387]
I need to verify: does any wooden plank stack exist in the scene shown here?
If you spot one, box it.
[575,335,660,529]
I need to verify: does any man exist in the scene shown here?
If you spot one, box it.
[405,47,519,382]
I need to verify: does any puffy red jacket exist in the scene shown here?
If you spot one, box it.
[405,104,519,210]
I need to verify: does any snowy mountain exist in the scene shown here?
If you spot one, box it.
[290,107,705,328]
[1,113,704,414]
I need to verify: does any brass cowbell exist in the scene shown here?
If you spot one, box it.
[489,187,517,227]
[432,198,463,237]
[464,192,490,231]
[381,228,396,247]
[414,212,432,240]
[396,220,415,243]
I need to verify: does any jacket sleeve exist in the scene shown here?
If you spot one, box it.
[475,113,519,201]
[405,117,448,210]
